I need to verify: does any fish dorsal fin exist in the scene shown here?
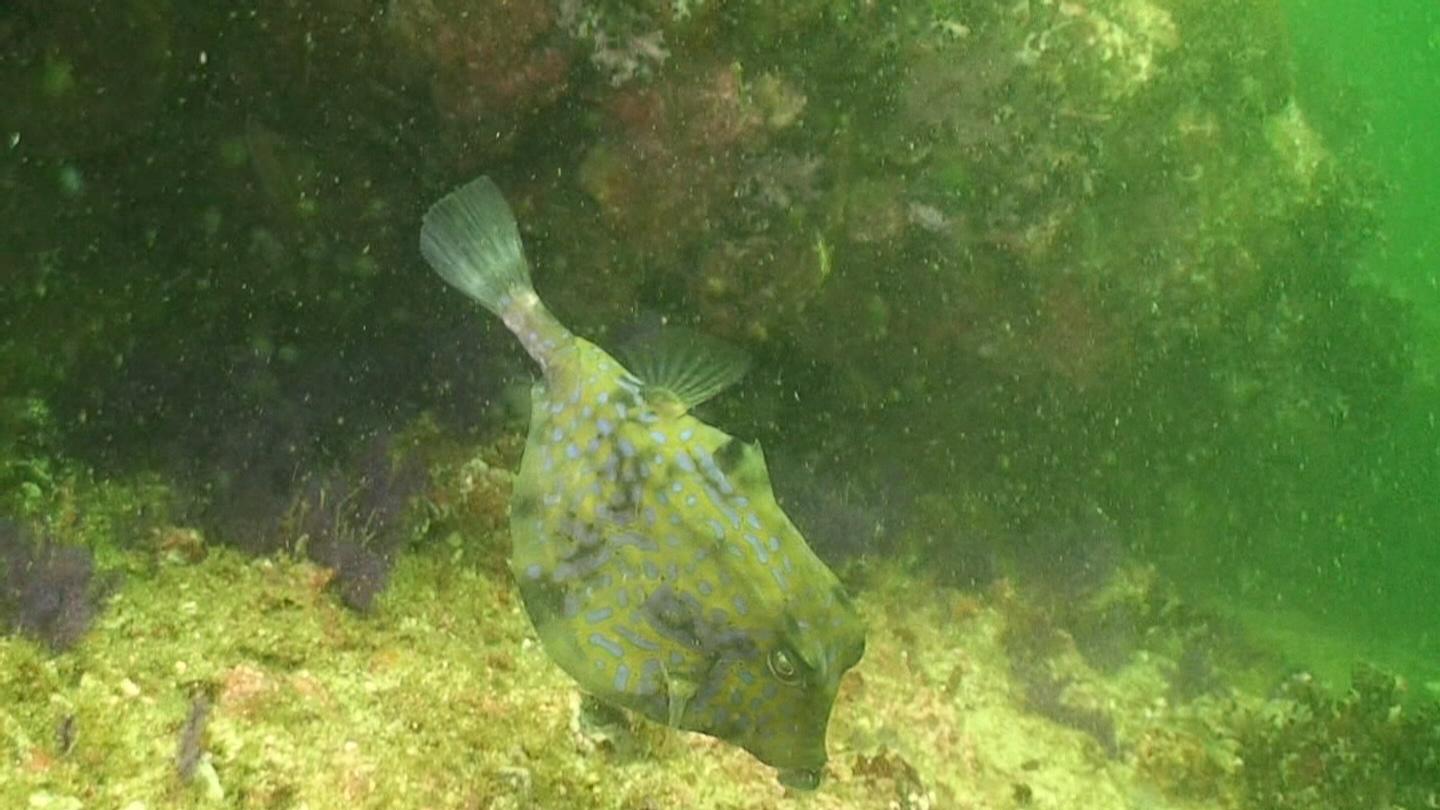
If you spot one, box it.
[618,325,749,414]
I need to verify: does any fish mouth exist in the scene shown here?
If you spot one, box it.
[776,767,823,791]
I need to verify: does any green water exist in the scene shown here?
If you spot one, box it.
[1291,0,1440,335]
[1109,0,1440,685]
[1196,0,1440,687]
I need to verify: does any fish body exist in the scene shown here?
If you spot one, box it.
[421,177,865,789]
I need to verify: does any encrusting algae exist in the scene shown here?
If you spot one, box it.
[420,176,867,790]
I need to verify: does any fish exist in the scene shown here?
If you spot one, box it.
[420,176,866,789]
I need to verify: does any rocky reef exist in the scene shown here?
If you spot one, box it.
[2,0,1435,806]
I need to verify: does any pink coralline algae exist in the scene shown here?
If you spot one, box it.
[570,61,824,341]
[578,62,802,256]
[391,0,573,159]
[557,0,671,87]
[1032,278,1133,392]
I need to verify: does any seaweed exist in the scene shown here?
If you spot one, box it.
[1168,638,1228,703]
[1235,663,1440,810]
[284,435,427,613]
[175,695,213,782]
[1014,661,1121,760]
[196,423,427,614]
[1001,602,1122,759]
[0,518,116,651]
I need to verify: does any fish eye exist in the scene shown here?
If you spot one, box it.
[767,648,802,684]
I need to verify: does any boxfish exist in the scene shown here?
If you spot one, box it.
[420,177,866,789]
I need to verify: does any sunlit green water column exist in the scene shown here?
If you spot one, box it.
[1287,0,1440,347]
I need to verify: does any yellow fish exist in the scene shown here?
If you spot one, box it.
[421,177,865,789]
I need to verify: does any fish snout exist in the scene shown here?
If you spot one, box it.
[743,717,830,790]
[777,766,823,791]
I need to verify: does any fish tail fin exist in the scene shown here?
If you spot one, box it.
[421,176,534,317]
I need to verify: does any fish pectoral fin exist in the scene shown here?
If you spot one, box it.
[662,667,698,727]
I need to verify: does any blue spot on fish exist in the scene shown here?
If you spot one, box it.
[743,533,770,563]
[590,633,624,658]
[675,451,696,473]
[615,625,660,651]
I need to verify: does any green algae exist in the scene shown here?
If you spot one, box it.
[4,524,526,807]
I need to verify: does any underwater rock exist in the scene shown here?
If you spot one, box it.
[0,0,175,157]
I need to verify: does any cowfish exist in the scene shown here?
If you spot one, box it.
[420,177,866,789]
